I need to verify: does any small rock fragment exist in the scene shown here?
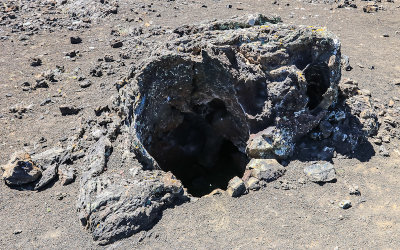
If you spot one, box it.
[339,200,352,209]
[349,185,361,195]
[34,164,58,190]
[79,80,92,88]
[66,50,79,58]
[33,79,49,89]
[391,79,400,86]
[379,145,390,157]
[246,130,274,158]
[247,159,286,182]
[59,105,81,116]
[363,3,378,13]
[246,177,260,190]
[40,98,53,106]
[111,39,123,48]
[30,57,42,67]
[304,162,336,182]
[70,36,82,44]
[298,178,306,184]
[56,192,68,200]
[58,165,75,185]
[341,55,352,71]
[226,176,246,197]
[1,152,42,185]
[21,82,31,91]
[13,229,22,235]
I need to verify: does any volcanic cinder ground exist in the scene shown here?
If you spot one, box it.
[1,0,400,249]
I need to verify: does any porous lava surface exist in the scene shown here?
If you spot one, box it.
[75,14,344,244]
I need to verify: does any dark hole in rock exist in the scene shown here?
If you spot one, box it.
[304,62,330,110]
[236,80,268,116]
[145,99,248,197]
[293,48,313,70]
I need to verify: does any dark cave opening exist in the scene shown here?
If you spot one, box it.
[304,62,330,110]
[145,99,248,197]
[236,80,268,116]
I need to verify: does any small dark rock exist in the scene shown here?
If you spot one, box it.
[56,192,68,200]
[90,66,103,77]
[70,36,82,44]
[79,80,92,88]
[59,105,82,116]
[110,40,123,48]
[34,164,58,190]
[21,82,31,91]
[339,200,352,209]
[66,50,79,58]
[30,58,42,67]
[104,55,115,62]
[13,229,22,235]
[33,79,49,89]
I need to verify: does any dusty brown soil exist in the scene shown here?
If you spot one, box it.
[1,0,400,249]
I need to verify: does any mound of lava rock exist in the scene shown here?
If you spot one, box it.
[76,14,344,244]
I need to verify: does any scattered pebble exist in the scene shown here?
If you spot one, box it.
[30,57,42,67]
[79,80,92,88]
[339,200,352,209]
[59,105,82,116]
[13,229,22,235]
[70,36,82,44]
[111,39,123,48]
[304,162,336,183]
[349,185,361,195]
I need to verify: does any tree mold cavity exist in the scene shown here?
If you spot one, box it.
[127,15,342,196]
[132,55,250,197]
[77,15,345,245]
[145,99,248,197]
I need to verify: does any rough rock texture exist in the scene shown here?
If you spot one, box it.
[247,159,286,182]
[304,162,336,182]
[125,14,341,164]
[227,176,246,197]
[1,152,42,185]
[76,14,343,244]
[34,164,58,190]
[76,137,187,245]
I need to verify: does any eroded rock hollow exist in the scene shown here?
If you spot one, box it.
[127,15,341,196]
[77,14,343,244]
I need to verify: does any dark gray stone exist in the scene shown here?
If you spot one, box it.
[34,164,58,190]
[1,152,42,185]
[59,105,82,116]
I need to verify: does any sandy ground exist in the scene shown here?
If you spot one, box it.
[1,0,400,249]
